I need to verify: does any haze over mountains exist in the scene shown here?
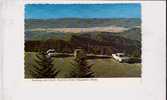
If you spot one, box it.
[27,26,129,33]
[25,18,141,41]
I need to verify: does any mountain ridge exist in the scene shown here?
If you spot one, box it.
[25,18,141,29]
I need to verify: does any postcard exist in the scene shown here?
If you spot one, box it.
[1,1,166,100]
[24,3,142,78]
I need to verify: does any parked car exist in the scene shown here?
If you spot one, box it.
[112,53,130,63]
[46,49,56,57]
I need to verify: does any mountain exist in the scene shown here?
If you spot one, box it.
[25,18,141,29]
[25,18,141,57]
[25,18,141,41]
[70,34,141,56]
[25,27,141,41]
[113,27,141,41]
[25,34,141,57]
[26,26,129,33]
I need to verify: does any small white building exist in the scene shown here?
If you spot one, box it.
[112,53,130,63]
[46,49,56,57]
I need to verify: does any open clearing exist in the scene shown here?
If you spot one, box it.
[25,52,141,78]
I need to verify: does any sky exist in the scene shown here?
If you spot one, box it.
[25,4,141,19]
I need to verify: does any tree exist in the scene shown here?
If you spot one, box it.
[131,49,141,58]
[69,49,94,78]
[29,52,59,78]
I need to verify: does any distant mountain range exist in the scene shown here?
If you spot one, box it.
[25,18,141,29]
[25,18,141,41]
[25,18,141,57]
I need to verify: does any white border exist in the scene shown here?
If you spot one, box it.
[2,1,166,100]
[23,1,142,85]
[25,0,143,4]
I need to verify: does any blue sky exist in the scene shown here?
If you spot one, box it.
[25,4,141,19]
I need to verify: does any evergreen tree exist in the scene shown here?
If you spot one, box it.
[29,51,59,78]
[69,57,94,78]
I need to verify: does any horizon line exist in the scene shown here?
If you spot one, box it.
[25,17,141,20]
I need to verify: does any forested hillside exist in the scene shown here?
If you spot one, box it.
[25,18,141,57]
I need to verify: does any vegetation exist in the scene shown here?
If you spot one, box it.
[25,52,59,78]
[24,18,142,78]
[25,18,141,58]
[68,49,94,78]
[69,58,94,78]
[25,34,141,57]
[25,52,141,78]
[25,27,141,41]
[113,27,141,41]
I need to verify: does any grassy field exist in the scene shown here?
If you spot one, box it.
[25,52,141,78]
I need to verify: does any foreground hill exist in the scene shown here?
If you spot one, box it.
[25,34,141,57]
[25,52,141,78]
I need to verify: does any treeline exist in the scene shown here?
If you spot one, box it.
[25,39,73,53]
[25,35,141,57]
